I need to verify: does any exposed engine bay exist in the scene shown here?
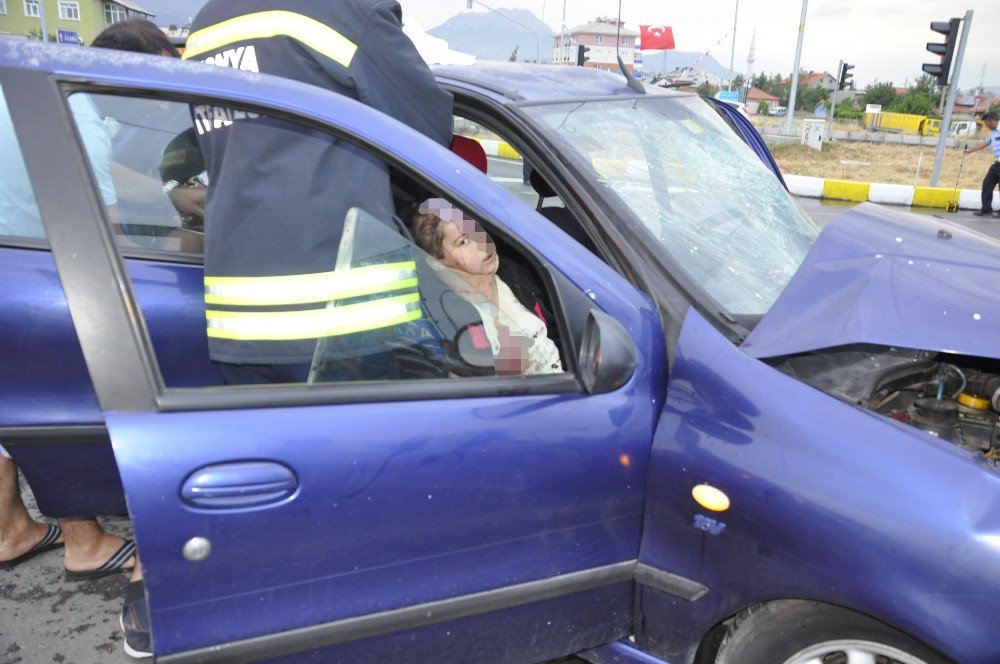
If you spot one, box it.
[769,345,1000,466]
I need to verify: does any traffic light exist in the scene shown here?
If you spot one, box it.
[922,18,960,86]
[838,63,854,90]
[576,44,590,67]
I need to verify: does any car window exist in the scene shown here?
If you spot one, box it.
[0,84,46,240]
[67,93,567,389]
[523,96,818,317]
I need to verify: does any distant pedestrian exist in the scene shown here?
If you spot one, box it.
[964,111,1000,217]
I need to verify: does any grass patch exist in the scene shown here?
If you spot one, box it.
[766,140,992,190]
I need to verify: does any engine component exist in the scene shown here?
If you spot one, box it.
[909,398,960,443]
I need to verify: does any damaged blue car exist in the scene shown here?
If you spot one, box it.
[1,39,998,664]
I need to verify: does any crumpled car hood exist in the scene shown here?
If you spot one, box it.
[741,202,1000,360]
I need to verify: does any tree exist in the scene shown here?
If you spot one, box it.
[890,90,935,116]
[756,101,770,115]
[912,74,939,98]
[696,81,719,98]
[860,82,896,109]
[796,85,829,112]
[834,103,862,119]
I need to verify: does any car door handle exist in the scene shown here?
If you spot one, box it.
[181,461,298,509]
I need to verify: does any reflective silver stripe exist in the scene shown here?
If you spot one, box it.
[183,10,357,67]
[206,292,421,341]
[204,262,418,307]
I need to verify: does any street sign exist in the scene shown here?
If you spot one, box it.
[865,104,882,115]
[57,29,82,45]
[716,90,739,103]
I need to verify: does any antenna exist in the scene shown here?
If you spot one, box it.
[616,0,645,93]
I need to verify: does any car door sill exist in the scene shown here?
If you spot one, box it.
[159,560,708,663]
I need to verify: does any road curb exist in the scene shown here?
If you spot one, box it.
[475,138,521,160]
[785,174,996,210]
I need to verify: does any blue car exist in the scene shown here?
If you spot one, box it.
[2,40,999,664]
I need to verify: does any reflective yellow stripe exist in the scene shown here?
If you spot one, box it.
[206,292,421,341]
[182,10,357,68]
[204,262,419,306]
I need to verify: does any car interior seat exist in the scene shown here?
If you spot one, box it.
[528,169,594,252]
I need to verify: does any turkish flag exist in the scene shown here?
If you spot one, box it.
[640,25,675,50]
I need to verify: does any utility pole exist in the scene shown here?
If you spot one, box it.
[784,0,809,135]
[39,0,50,42]
[728,0,740,91]
[827,60,843,140]
[931,10,973,187]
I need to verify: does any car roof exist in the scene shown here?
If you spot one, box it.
[433,61,680,104]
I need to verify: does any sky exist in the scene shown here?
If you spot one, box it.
[402,1,1000,90]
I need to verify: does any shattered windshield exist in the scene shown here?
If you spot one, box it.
[523,96,818,316]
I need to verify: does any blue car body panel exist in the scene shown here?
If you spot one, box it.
[639,309,1000,663]
[743,203,1000,360]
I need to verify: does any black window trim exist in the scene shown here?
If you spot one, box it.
[37,77,595,413]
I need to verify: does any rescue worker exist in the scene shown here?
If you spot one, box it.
[182,0,454,384]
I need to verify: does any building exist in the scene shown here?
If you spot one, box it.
[953,90,999,118]
[553,17,639,73]
[782,70,838,93]
[0,0,153,45]
[746,86,780,114]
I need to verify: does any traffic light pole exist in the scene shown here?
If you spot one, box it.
[826,60,843,140]
[931,10,973,187]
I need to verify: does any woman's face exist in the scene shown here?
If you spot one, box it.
[438,217,499,277]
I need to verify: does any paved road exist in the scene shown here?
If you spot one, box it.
[3,190,999,664]
[795,195,1000,240]
[1,479,133,663]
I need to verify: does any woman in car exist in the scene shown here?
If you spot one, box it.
[409,198,562,376]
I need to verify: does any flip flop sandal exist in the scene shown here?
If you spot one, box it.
[64,538,137,581]
[0,524,64,569]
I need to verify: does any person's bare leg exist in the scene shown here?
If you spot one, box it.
[131,553,142,582]
[0,456,60,562]
[60,517,135,573]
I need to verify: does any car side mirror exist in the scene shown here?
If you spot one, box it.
[579,309,638,394]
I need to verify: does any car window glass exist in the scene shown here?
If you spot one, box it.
[0,84,45,240]
[524,96,818,317]
[453,116,550,207]
[68,93,205,255]
[67,93,566,388]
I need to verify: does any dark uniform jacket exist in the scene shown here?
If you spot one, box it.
[183,0,453,365]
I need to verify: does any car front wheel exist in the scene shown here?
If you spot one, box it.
[713,600,949,664]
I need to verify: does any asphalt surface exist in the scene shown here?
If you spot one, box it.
[3,196,1000,664]
[1,478,134,663]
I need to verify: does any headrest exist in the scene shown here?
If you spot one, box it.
[450,134,488,174]
[529,167,556,199]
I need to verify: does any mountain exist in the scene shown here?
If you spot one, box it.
[134,0,205,27]
[428,10,555,64]
[640,50,734,79]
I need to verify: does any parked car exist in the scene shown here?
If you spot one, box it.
[720,99,752,119]
[769,105,787,116]
[3,40,1000,664]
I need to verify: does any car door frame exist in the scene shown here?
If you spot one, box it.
[3,55,669,662]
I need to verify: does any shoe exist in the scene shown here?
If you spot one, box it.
[65,538,136,580]
[994,211,1000,218]
[0,524,63,569]
[119,579,152,658]
[972,209,993,217]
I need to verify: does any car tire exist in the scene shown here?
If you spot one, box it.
[713,600,949,664]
